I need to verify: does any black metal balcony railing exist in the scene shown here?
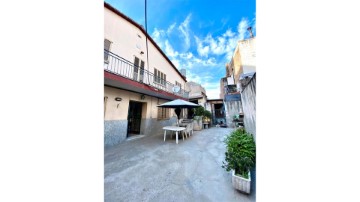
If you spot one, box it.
[104,50,188,98]
[224,85,238,94]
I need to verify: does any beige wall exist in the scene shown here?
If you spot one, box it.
[229,38,256,85]
[104,86,176,121]
[104,7,187,90]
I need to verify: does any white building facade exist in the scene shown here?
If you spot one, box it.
[104,3,188,147]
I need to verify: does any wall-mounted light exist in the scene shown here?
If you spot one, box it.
[115,97,122,101]
[140,94,145,100]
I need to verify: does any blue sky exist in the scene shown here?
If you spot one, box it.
[105,0,256,99]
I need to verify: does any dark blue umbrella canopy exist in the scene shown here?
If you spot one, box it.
[157,99,200,119]
[157,99,200,109]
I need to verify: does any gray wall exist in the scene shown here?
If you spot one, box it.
[104,120,128,147]
[240,74,256,141]
[140,117,177,136]
[224,100,242,128]
[105,117,177,148]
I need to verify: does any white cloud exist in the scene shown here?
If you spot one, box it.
[195,36,210,57]
[151,28,166,49]
[206,87,221,99]
[178,14,192,51]
[171,58,181,69]
[179,52,193,59]
[167,22,176,34]
[238,18,249,40]
[223,29,235,38]
[164,40,179,58]
[193,17,255,62]
[150,15,256,99]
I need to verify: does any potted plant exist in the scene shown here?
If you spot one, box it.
[222,128,256,194]
[193,107,204,130]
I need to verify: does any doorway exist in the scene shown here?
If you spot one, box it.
[127,101,143,137]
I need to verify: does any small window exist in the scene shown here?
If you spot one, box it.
[157,107,170,120]
[175,81,182,90]
[133,56,145,81]
[104,39,111,61]
[154,68,166,85]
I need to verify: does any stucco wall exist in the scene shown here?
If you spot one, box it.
[104,7,187,90]
[224,100,243,128]
[231,38,256,85]
[104,86,178,147]
[240,74,256,141]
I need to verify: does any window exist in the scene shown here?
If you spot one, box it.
[133,56,145,81]
[154,68,166,85]
[175,81,182,90]
[157,107,170,120]
[104,39,111,62]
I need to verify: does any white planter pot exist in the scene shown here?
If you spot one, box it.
[193,116,203,131]
[232,170,251,194]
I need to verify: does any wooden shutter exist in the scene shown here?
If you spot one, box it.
[104,39,111,61]
[104,39,111,51]
[134,57,139,70]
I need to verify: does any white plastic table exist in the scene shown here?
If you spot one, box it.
[163,126,186,144]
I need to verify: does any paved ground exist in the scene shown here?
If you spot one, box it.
[105,127,256,202]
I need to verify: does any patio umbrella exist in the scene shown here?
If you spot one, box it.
[157,99,200,124]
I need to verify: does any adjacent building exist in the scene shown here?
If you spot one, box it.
[207,99,226,126]
[221,30,256,128]
[186,82,207,105]
[104,2,188,147]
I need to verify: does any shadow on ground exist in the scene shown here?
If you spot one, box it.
[105,127,256,202]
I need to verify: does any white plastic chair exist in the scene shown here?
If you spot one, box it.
[182,122,193,138]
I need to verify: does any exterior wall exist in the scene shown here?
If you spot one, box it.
[224,101,243,128]
[224,94,243,128]
[207,100,225,125]
[104,6,187,90]
[104,4,190,147]
[104,86,177,147]
[240,74,256,141]
[186,81,207,106]
[231,38,256,86]
[220,78,225,99]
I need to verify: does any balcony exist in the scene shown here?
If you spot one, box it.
[104,50,189,99]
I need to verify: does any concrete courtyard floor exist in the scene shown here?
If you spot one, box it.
[105,127,256,202]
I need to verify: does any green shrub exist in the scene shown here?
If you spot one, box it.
[222,128,256,179]
[204,110,212,119]
[194,106,205,116]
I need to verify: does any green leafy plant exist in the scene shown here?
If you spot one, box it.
[194,106,205,116]
[204,110,212,119]
[222,128,256,179]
